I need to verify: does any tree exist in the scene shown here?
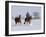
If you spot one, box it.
[33,12,39,16]
[33,12,40,19]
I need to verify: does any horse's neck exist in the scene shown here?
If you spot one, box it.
[19,17,21,19]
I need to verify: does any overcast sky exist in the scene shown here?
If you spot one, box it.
[11,5,41,18]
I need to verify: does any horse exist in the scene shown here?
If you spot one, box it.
[15,15,21,24]
[24,16,32,24]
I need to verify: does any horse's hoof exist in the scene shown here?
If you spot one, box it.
[24,22,25,24]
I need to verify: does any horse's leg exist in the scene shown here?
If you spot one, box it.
[24,22,25,24]
[20,21,21,23]
[18,21,20,24]
[18,22,20,24]
[19,20,21,24]
[29,20,32,24]
[15,22,17,25]
[16,22,17,24]
[29,21,30,24]
[27,22,28,24]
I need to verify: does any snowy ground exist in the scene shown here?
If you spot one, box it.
[11,19,41,31]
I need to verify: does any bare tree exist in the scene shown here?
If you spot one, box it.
[33,12,40,19]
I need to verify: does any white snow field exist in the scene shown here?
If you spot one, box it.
[11,18,41,31]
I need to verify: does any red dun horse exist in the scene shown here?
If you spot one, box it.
[15,15,21,24]
[24,16,32,24]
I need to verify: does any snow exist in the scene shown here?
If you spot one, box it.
[11,19,41,31]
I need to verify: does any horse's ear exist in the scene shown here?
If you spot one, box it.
[19,15,21,17]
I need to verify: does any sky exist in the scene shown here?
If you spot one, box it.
[11,5,41,18]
